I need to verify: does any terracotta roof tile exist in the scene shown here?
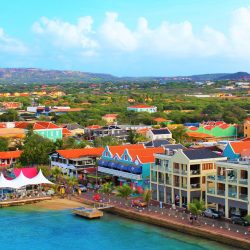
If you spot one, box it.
[0,150,22,159]
[230,141,250,154]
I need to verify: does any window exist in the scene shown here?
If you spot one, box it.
[202,163,213,170]
[124,155,128,160]
[202,176,205,184]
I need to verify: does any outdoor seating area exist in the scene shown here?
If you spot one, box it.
[0,169,54,202]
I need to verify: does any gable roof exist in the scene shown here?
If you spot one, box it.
[56,148,105,159]
[182,148,222,160]
[164,144,186,150]
[0,150,22,159]
[154,118,167,123]
[229,141,250,154]
[128,104,156,109]
[151,128,171,135]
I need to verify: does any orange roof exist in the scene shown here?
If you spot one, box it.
[230,141,250,154]
[137,128,150,135]
[62,128,72,136]
[154,118,167,123]
[53,108,84,112]
[56,148,105,159]
[34,122,61,130]
[128,104,155,109]
[15,122,30,129]
[108,144,144,157]
[0,150,22,159]
[187,132,214,139]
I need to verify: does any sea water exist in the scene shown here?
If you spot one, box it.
[0,207,235,250]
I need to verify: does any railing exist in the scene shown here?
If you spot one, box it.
[165,180,172,185]
[173,169,180,174]
[227,176,237,183]
[228,190,237,198]
[181,184,187,189]
[190,170,200,175]
[207,188,215,194]
[217,176,226,182]
[207,175,216,181]
[190,183,200,189]
[239,194,248,201]
[239,179,248,185]
[217,190,225,196]
[165,168,172,173]
[181,170,187,175]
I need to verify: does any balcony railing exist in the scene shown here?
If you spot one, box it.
[190,170,200,175]
[166,180,172,185]
[181,170,187,175]
[207,175,216,181]
[239,194,248,201]
[173,168,180,174]
[239,179,248,185]
[217,176,226,182]
[181,184,187,189]
[207,188,215,194]
[227,176,237,183]
[228,190,237,198]
[217,190,225,196]
[190,183,200,189]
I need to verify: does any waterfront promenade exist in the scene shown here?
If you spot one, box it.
[73,191,250,249]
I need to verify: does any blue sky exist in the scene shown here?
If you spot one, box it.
[1,0,250,76]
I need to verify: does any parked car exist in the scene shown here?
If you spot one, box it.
[131,199,147,207]
[231,216,249,226]
[202,208,221,219]
[78,184,87,192]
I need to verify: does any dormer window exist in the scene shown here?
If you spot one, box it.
[124,155,128,160]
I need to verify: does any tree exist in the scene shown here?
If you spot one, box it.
[19,134,55,166]
[143,189,152,206]
[51,166,63,181]
[99,182,113,194]
[116,184,132,199]
[93,136,120,147]
[0,137,9,151]
[65,176,78,194]
[171,126,189,143]
[188,199,205,216]
[0,109,19,122]
[127,130,146,144]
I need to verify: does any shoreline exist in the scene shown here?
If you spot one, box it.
[73,197,250,250]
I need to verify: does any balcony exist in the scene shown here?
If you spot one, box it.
[190,170,200,175]
[207,188,215,194]
[217,176,226,182]
[239,179,248,185]
[98,166,142,181]
[181,170,187,175]
[173,168,180,174]
[181,184,187,189]
[217,190,225,196]
[207,175,215,181]
[239,194,248,201]
[227,176,237,184]
[190,183,200,189]
[228,190,237,198]
[165,167,172,173]
[166,180,172,185]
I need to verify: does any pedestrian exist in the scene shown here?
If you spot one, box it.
[190,215,193,225]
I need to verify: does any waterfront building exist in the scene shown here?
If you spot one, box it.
[127,104,157,113]
[151,147,226,206]
[98,144,164,192]
[223,141,250,160]
[206,160,250,218]
[49,148,104,179]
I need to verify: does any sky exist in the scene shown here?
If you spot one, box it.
[1,0,250,76]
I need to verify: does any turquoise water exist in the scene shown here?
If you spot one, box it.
[0,207,234,250]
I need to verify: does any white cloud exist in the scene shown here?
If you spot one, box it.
[32,16,98,52]
[0,28,27,54]
[30,7,250,60]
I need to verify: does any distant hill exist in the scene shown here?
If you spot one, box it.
[0,68,249,84]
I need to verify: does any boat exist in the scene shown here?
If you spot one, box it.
[72,207,103,219]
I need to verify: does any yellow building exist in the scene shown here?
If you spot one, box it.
[244,118,250,138]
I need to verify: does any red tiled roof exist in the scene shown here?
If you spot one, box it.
[189,126,198,131]
[219,124,230,129]
[108,144,145,157]
[230,141,250,154]
[187,132,214,138]
[34,122,61,130]
[128,104,155,109]
[0,150,22,159]
[14,167,37,178]
[62,128,72,135]
[15,122,30,129]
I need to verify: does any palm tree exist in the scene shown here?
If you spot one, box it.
[51,166,63,181]
[143,189,152,207]
[116,184,132,200]
[66,176,78,194]
[188,199,205,216]
[99,182,113,194]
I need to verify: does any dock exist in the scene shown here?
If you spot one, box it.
[0,196,52,208]
[72,207,103,219]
